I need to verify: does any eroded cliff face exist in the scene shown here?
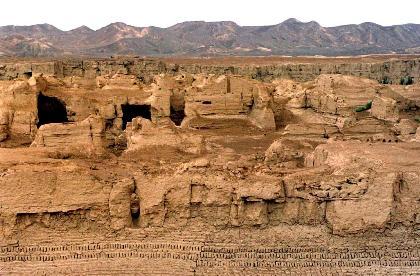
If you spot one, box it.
[0,69,419,274]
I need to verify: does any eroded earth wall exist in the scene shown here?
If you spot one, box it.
[0,64,419,274]
[0,56,419,84]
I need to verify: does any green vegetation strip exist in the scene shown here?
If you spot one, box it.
[355,100,373,112]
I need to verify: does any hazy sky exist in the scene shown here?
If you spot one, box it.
[1,0,419,30]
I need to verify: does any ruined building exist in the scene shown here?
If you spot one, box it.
[0,57,419,274]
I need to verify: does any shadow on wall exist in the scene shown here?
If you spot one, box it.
[37,94,68,128]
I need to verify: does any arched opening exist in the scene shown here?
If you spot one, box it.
[169,93,186,126]
[170,106,185,126]
[37,94,68,127]
[122,104,151,130]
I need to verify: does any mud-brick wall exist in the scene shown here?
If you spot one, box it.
[0,62,61,80]
[0,58,419,84]
[175,59,420,84]
[57,59,167,82]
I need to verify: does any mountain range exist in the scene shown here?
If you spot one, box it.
[0,19,419,57]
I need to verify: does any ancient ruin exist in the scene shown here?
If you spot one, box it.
[0,56,419,274]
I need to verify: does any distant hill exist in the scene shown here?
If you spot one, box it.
[1,19,419,57]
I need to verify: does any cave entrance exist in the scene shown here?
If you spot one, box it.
[37,94,68,127]
[122,104,152,129]
[170,106,185,126]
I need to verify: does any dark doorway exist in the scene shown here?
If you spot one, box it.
[37,94,68,127]
[170,106,185,126]
[23,72,33,79]
[122,104,152,129]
